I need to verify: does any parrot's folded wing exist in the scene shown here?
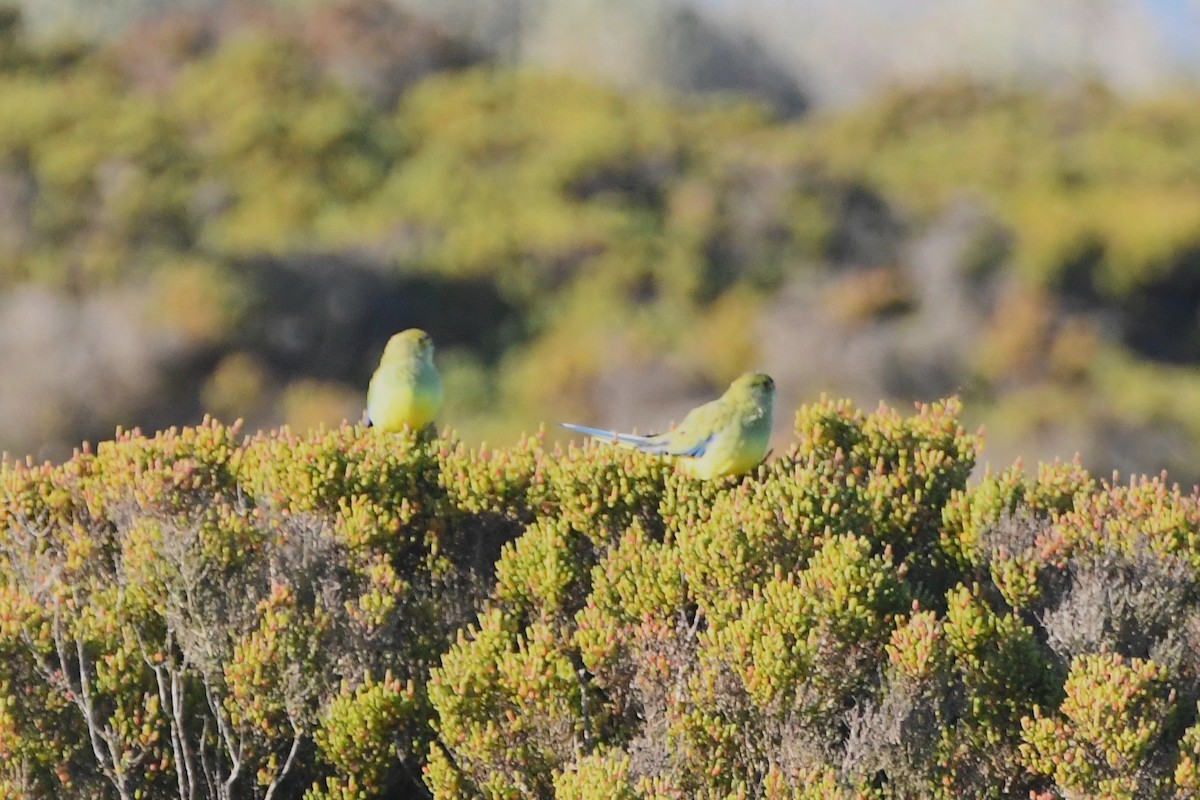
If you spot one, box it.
[667,433,713,458]
[561,422,664,451]
[661,398,725,458]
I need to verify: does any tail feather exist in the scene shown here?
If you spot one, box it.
[560,422,665,452]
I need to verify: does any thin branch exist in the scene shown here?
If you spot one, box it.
[201,674,243,799]
[173,667,201,800]
[198,716,218,800]
[50,600,130,800]
[262,722,304,800]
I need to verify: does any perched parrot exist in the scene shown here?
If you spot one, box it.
[365,328,443,432]
[561,372,774,479]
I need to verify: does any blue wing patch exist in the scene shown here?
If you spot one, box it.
[669,434,712,458]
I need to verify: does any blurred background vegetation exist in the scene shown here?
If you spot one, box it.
[4,0,1200,482]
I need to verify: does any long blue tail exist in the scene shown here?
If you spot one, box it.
[560,422,664,452]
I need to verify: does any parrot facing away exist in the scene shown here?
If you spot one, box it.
[561,372,775,479]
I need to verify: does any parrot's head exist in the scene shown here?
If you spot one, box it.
[729,372,775,407]
[383,328,435,364]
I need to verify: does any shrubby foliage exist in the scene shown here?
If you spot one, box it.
[3,398,1200,798]
[6,3,1200,481]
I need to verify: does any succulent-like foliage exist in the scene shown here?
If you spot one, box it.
[2,398,1200,798]
[1020,653,1175,798]
[0,419,536,799]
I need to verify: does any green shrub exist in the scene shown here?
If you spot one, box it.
[0,419,534,799]
[1,398,1200,798]
[1021,653,1175,798]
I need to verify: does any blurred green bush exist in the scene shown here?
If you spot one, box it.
[2,399,1200,797]
[5,1,1200,480]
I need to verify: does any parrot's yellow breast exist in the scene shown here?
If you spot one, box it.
[366,361,442,432]
[681,429,769,480]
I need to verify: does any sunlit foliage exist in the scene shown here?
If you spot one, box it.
[2,399,1199,797]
